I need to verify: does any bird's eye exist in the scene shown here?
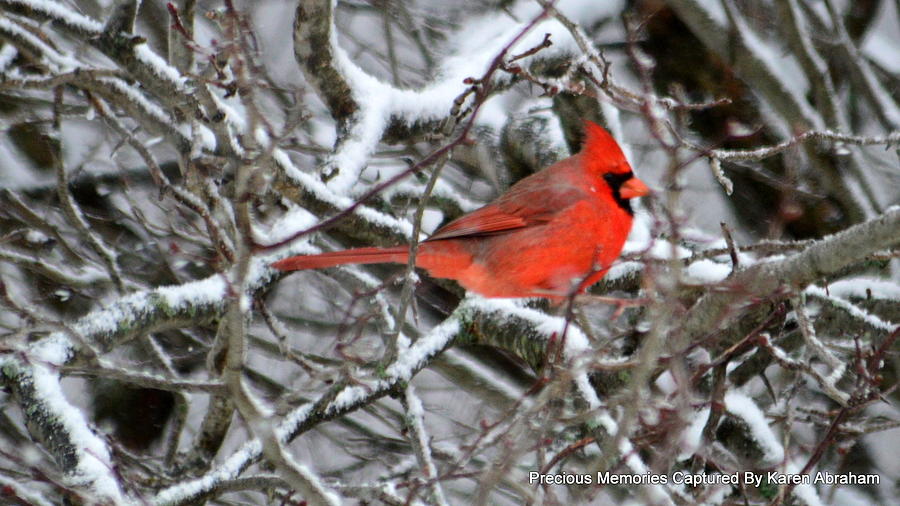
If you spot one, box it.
[603,171,634,190]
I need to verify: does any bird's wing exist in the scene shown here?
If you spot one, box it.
[425,206,529,241]
[426,183,585,242]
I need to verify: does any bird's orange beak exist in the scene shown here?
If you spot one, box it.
[620,177,650,199]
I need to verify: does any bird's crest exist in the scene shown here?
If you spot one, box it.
[581,120,632,175]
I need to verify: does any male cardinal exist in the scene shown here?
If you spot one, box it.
[273,120,649,300]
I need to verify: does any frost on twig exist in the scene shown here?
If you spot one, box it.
[711,129,900,162]
[401,386,449,506]
[708,156,733,195]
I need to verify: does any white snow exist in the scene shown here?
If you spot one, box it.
[254,203,319,245]
[280,159,415,239]
[684,259,732,284]
[678,407,711,460]
[654,370,677,395]
[724,391,784,465]
[98,77,175,131]
[804,285,898,332]
[0,42,18,71]
[178,122,217,152]
[825,277,900,301]
[605,260,643,282]
[27,361,132,504]
[23,229,49,243]
[157,310,463,504]
[403,385,447,505]
[647,239,692,261]
[154,439,263,505]
[622,210,653,252]
[783,460,825,506]
[465,296,591,360]
[0,16,80,71]
[573,371,602,410]
[320,0,625,193]
[11,0,103,32]
[133,44,189,89]
[383,315,460,382]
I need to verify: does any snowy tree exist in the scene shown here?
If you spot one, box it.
[0,0,897,505]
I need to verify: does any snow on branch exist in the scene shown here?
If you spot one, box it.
[803,285,898,334]
[1,1,897,503]
[401,385,449,506]
[0,262,281,502]
[464,297,592,370]
[153,306,463,505]
[679,207,900,344]
[0,0,187,95]
[2,357,132,504]
[292,0,621,192]
[710,129,900,162]
[152,296,652,504]
[1,0,424,253]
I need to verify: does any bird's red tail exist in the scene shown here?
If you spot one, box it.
[272,246,409,271]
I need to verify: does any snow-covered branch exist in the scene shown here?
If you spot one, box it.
[2,356,132,504]
[679,207,899,344]
[1,1,897,504]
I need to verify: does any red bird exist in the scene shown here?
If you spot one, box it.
[273,120,649,300]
